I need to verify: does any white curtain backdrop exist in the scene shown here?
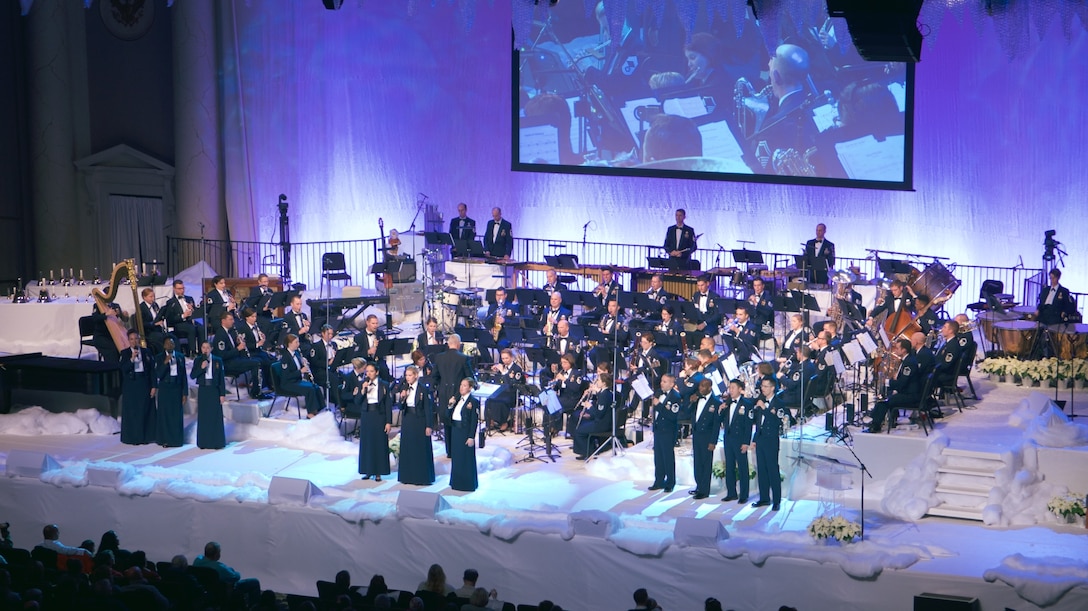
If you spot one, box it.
[109,194,165,266]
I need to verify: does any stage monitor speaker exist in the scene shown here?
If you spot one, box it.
[913,593,980,611]
[673,516,729,548]
[397,490,450,520]
[826,0,924,63]
[268,476,323,506]
[846,402,856,423]
[5,450,60,478]
[321,0,345,9]
[569,510,619,538]
[86,465,132,488]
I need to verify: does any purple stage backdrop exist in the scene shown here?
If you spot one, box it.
[219,1,1088,290]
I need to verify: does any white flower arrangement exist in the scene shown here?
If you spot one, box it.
[807,515,862,543]
[1046,492,1086,521]
[388,433,401,459]
[711,460,758,480]
[978,357,1088,380]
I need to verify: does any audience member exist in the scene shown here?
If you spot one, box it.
[0,522,12,549]
[705,597,723,611]
[363,573,389,605]
[408,596,425,610]
[79,539,96,554]
[416,563,454,596]
[463,587,491,610]
[37,524,91,557]
[194,541,261,603]
[630,587,651,610]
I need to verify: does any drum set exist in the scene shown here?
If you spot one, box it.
[420,247,485,332]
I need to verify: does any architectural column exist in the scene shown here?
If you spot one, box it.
[173,0,225,242]
[26,0,83,274]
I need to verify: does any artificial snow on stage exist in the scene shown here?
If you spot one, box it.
[2,380,1087,610]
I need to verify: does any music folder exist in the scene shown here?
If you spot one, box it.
[375,338,412,359]
[647,257,670,269]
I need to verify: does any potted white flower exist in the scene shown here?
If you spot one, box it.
[807,515,862,544]
[1047,492,1086,525]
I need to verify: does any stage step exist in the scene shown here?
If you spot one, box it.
[926,446,1006,523]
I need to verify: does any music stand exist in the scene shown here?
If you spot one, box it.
[425,232,453,246]
[515,288,548,310]
[646,257,670,270]
[453,239,486,259]
[421,344,445,358]
[544,254,580,270]
[877,258,913,277]
[732,249,764,274]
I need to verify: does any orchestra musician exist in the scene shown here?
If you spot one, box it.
[723,305,760,363]
[191,340,227,450]
[624,332,667,416]
[282,294,312,349]
[647,373,682,493]
[687,378,722,500]
[751,43,818,175]
[689,275,722,346]
[410,349,436,386]
[911,332,936,379]
[654,305,683,353]
[1035,268,1078,326]
[720,379,756,504]
[539,291,572,337]
[779,313,811,361]
[308,324,344,404]
[542,269,568,295]
[415,316,445,350]
[746,277,774,331]
[487,349,525,432]
[549,353,586,438]
[354,361,392,482]
[204,275,238,334]
[546,319,581,368]
[775,345,817,419]
[589,299,628,369]
[483,207,513,260]
[573,373,615,460]
[640,274,670,320]
[211,312,268,401]
[164,279,202,356]
[449,202,476,242]
[932,321,966,391]
[241,273,276,328]
[677,357,703,402]
[913,295,940,335]
[353,314,390,380]
[803,223,835,285]
[138,287,168,355]
[395,365,436,486]
[238,307,275,393]
[593,267,622,310]
[751,377,785,510]
[866,279,916,329]
[866,338,924,433]
[663,208,697,266]
[278,333,326,419]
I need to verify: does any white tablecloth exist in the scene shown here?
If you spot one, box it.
[1,284,174,358]
[445,260,513,291]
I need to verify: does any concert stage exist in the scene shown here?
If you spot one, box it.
[1,376,1087,610]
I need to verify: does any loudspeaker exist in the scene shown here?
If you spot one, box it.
[5,450,60,478]
[827,0,924,63]
[825,412,835,432]
[268,476,322,506]
[86,466,131,487]
[569,510,618,538]
[397,490,450,519]
[846,402,856,423]
[913,593,980,611]
[860,393,868,415]
[673,516,729,548]
[321,0,345,9]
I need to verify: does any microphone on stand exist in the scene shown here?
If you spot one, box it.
[419,193,429,200]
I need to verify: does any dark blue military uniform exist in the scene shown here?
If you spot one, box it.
[649,388,682,491]
[721,395,755,502]
[752,397,785,509]
[689,392,723,498]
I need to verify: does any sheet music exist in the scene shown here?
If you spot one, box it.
[857,331,877,354]
[519,124,561,165]
[708,369,726,395]
[663,96,710,118]
[841,341,865,366]
[620,97,659,143]
[722,353,740,381]
[697,121,750,174]
[878,325,891,349]
[631,375,653,400]
[811,103,839,132]
[835,134,904,182]
[828,349,846,374]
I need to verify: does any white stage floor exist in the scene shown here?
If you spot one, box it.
[2,373,1088,610]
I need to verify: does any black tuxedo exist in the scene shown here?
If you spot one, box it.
[281,310,311,346]
[1037,284,1077,325]
[139,300,168,354]
[237,319,274,391]
[432,347,474,454]
[803,238,836,285]
[747,290,774,330]
[690,290,722,336]
[539,305,572,334]
[724,319,760,363]
[243,285,276,322]
[353,328,390,380]
[162,294,203,355]
[483,218,513,258]
[869,292,916,326]
[449,215,476,242]
[204,289,235,333]
[415,330,445,350]
[663,224,697,261]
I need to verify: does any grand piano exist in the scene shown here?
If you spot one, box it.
[0,353,123,416]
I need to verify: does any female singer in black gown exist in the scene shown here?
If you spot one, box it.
[447,378,479,492]
[191,340,228,450]
[396,365,436,486]
[355,362,392,481]
[119,329,158,445]
[155,337,189,447]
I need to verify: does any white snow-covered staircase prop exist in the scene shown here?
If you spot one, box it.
[927,447,1004,521]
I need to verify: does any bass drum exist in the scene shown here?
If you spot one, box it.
[910,261,961,301]
[438,303,458,332]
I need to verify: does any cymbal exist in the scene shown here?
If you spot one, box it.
[436,273,456,282]
[832,269,857,284]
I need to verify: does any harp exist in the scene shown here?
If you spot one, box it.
[90,259,146,351]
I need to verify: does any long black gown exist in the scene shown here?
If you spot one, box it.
[448,394,479,492]
[119,347,158,445]
[155,350,189,447]
[191,354,227,449]
[356,378,392,477]
[397,382,436,485]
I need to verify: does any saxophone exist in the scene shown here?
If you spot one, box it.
[491,310,504,342]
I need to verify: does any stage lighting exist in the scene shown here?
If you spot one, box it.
[321,0,345,10]
[826,0,924,63]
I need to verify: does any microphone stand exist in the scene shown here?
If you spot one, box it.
[589,311,626,461]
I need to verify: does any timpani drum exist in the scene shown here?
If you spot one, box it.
[994,320,1039,358]
[1010,305,1037,321]
[1049,323,1088,360]
[977,311,1020,343]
